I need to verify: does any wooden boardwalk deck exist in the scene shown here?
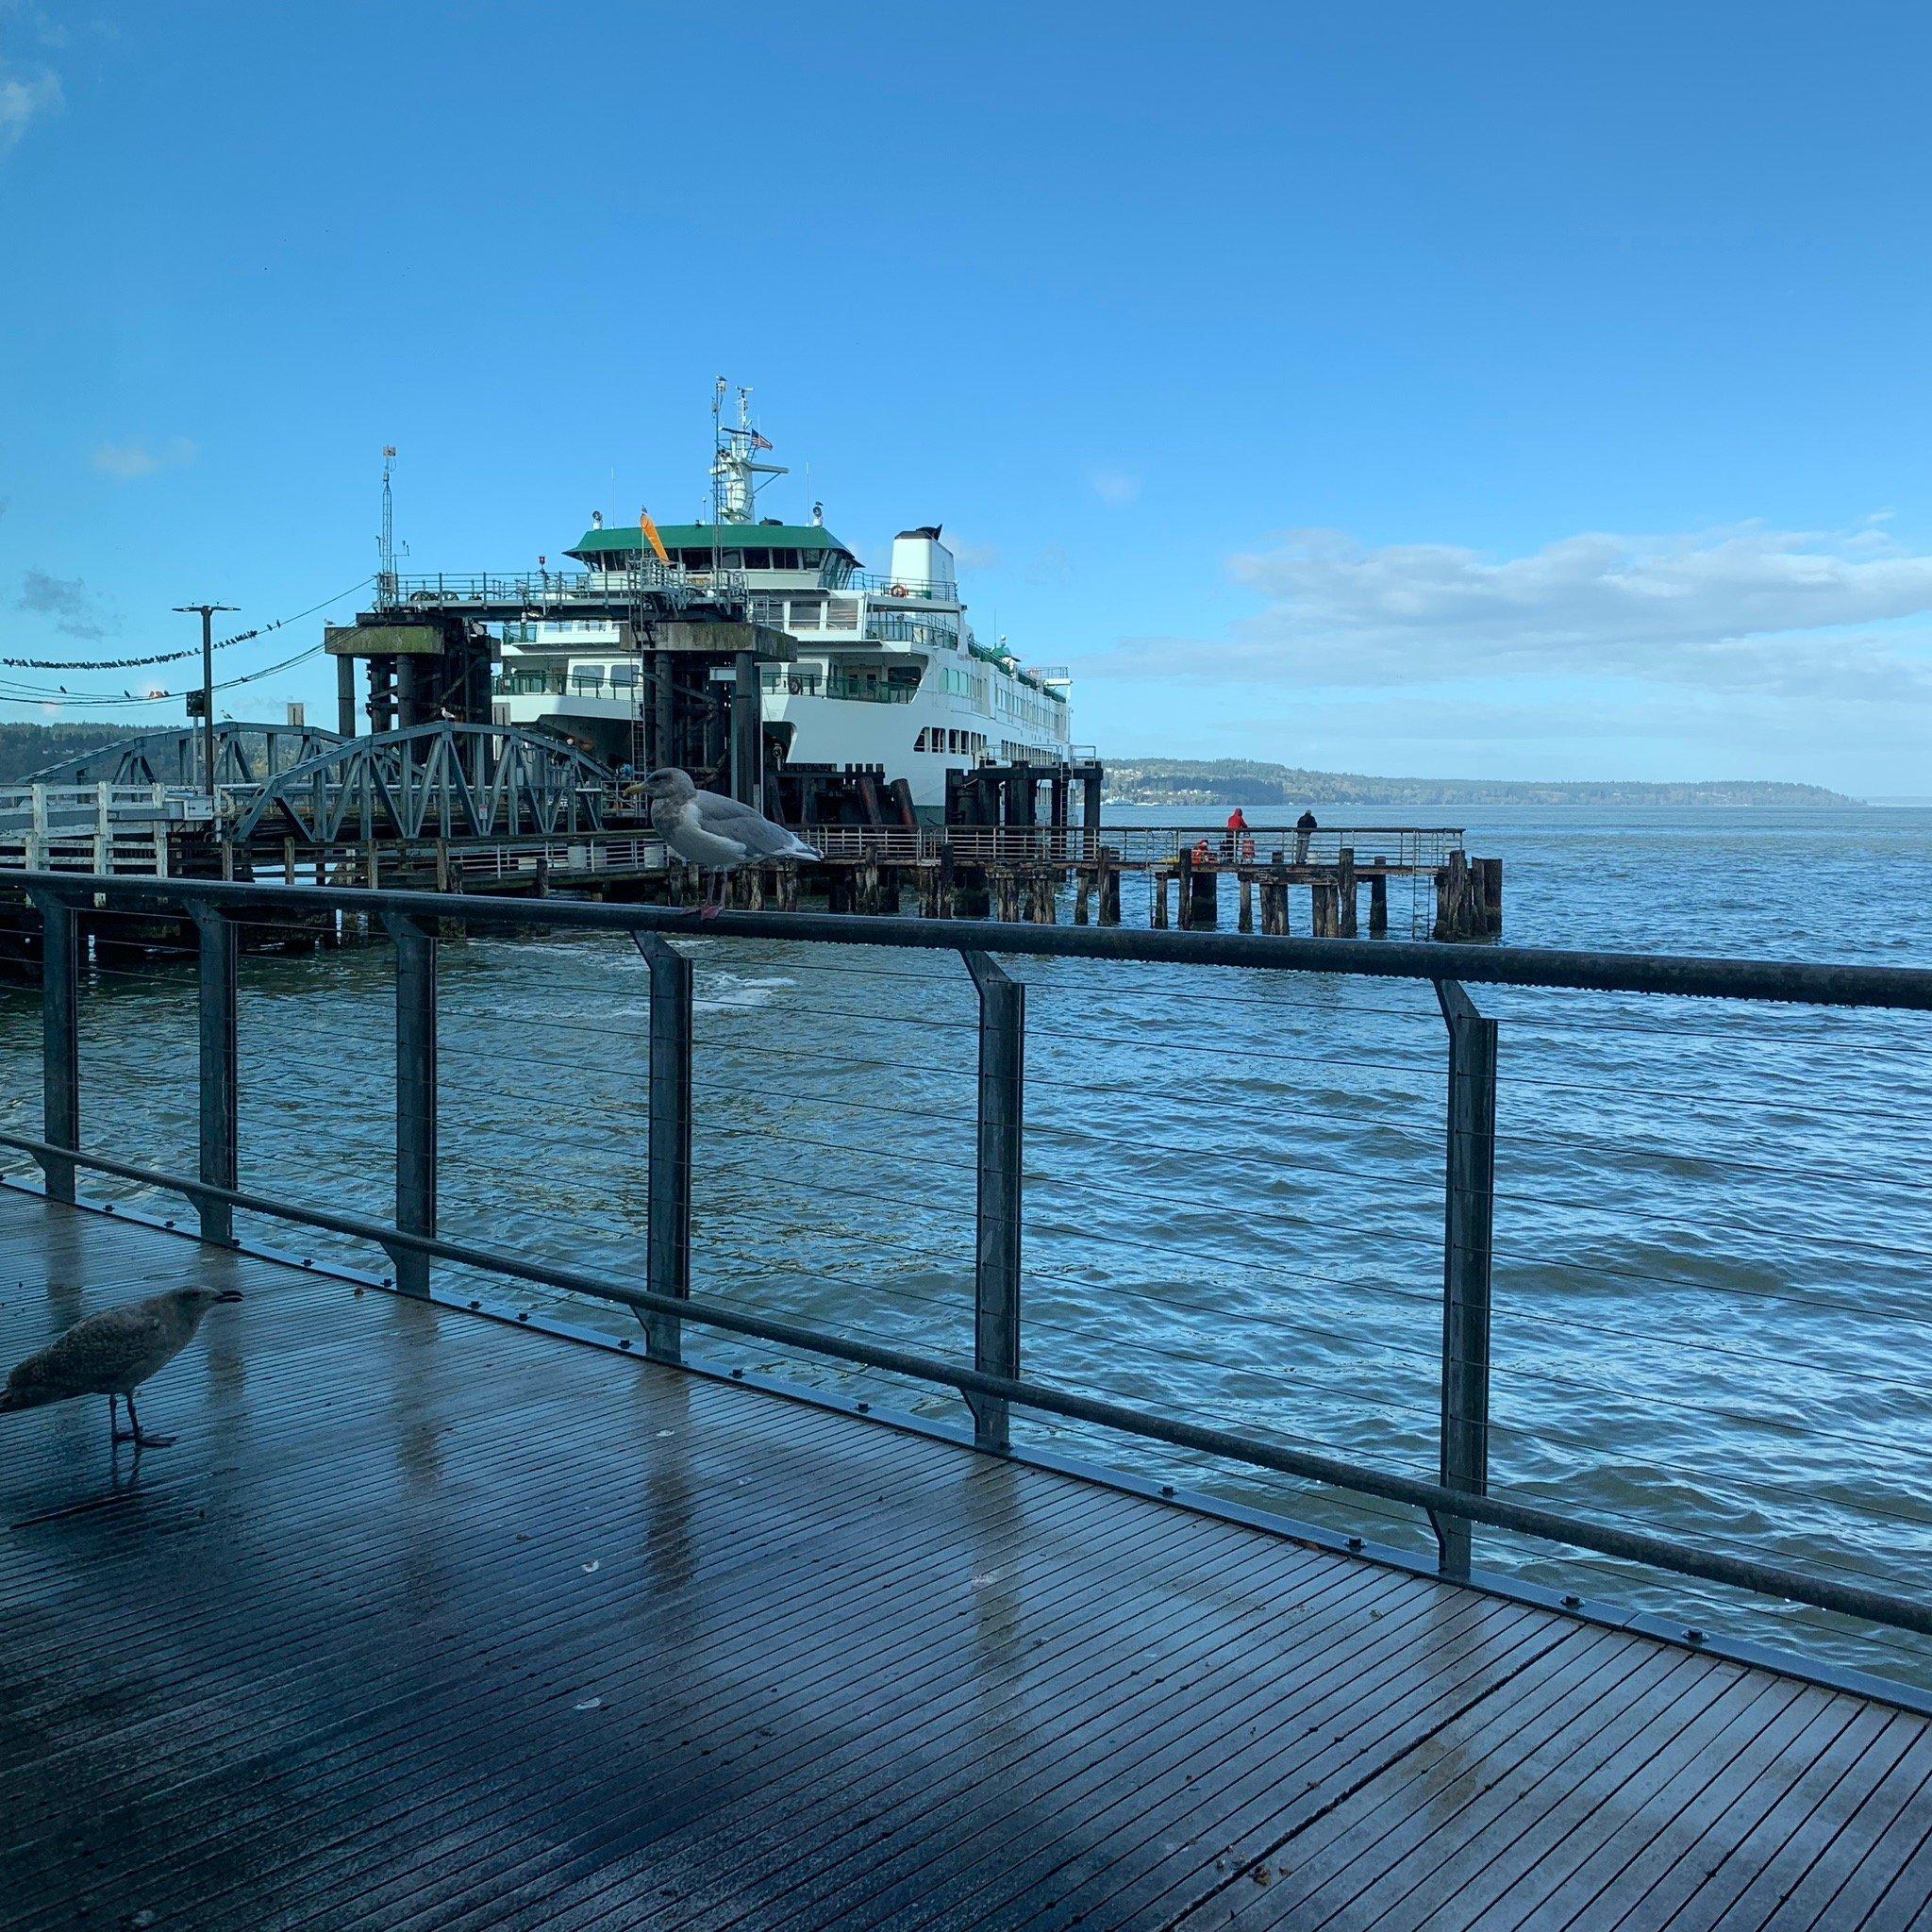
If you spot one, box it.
[3,1191,1931,1931]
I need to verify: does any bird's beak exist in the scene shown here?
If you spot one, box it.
[215,1289,245,1304]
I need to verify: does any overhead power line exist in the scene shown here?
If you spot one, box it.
[0,576,371,673]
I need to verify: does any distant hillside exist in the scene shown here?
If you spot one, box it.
[1106,758,1858,809]
[0,723,153,784]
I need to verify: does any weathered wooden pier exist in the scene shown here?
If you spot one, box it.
[0,722,1504,969]
[2,874,1931,1929]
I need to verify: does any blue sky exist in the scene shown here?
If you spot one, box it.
[4,1,1931,791]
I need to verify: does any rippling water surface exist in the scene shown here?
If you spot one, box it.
[6,805,1931,1684]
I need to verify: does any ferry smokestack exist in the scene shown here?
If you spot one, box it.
[891,525,955,594]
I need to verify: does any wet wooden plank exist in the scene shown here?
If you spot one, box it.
[3,1189,1931,1932]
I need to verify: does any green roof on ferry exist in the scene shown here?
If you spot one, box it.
[567,523,857,561]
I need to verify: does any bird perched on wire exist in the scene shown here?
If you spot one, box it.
[0,1287,243,1450]
[641,768,821,917]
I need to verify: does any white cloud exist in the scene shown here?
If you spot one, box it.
[0,61,59,157]
[93,435,198,480]
[1102,521,1932,705]
[1091,470,1141,507]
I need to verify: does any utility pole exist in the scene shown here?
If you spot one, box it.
[174,603,238,806]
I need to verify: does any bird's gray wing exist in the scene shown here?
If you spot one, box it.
[7,1302,170,1398]
[690,790,813,858]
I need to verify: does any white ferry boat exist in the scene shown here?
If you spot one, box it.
[492,388,1076,812]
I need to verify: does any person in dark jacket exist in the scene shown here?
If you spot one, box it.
[1294,808,1318,865]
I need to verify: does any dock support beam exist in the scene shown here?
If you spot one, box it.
[965,950,1024,1454]
[29,891,77,1206]
[634,933,692,1363]
[1434,979,1496,1579]
[385,914,438,1297]
[192,907,239,1246]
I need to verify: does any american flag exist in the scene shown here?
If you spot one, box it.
[750,429,774,451]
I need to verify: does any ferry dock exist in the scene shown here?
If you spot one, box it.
[0,721,1503,958]
[2,874,1930,1929]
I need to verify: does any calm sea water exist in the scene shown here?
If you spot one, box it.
[5,804,1930,1683]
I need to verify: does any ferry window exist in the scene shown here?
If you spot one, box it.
[771,548,799,570]
[743,548,771,570]
[608,663,637,689]
[789,599,824,629]
[721,550,743,569]
[824,599,859,630]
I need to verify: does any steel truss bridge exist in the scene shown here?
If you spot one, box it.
[232,723,614,842]
[4,722,628,870]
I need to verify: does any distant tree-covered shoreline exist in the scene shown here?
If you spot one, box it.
[0,723,152,785]
[1103,758,1857,809]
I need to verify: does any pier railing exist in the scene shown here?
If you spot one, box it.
[0,784,185,874]
[1112,824,1466,870]
[792,823,1461,871]
[5,873,1932,1685]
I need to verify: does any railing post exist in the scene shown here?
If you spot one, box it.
[28,890,77,1205]
[384,913,438,1296]
[964,950,1024,1453]
[1434,979,1496,1578]
[191,905,239,1245]
[633,933,691,1362]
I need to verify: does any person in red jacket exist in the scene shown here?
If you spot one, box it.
[1223,807,1249,858]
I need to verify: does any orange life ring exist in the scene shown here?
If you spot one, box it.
[890,584,908,597]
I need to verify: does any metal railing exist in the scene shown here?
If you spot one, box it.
[378,566,751,612]
[865,612,961,649]
[7,870,1932,1666]
[850,572,958,599]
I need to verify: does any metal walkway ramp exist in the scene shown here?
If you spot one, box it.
[4,1190,1931,1930]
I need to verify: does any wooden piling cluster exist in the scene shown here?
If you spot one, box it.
[1156,846,1499,941]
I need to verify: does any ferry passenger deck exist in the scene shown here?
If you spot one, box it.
[5,1187,1932,1932]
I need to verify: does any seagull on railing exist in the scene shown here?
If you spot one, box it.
[641,768,821,918]
[0,1287,243,1450]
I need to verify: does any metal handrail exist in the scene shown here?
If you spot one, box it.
[13,869,1932,1665]
[849,572,958,598]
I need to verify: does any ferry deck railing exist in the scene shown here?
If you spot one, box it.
[6,872,1932,1680]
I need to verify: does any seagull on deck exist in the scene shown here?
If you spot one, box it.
[0,1287,243,1450]
[641,768,822,917]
